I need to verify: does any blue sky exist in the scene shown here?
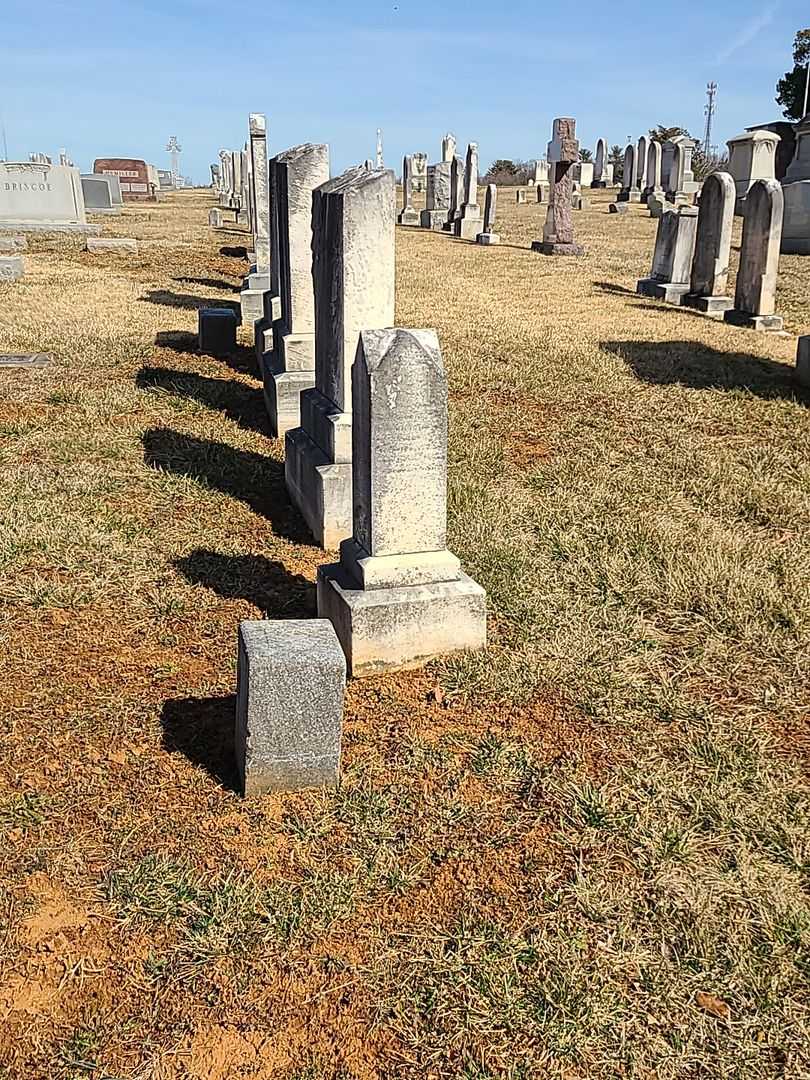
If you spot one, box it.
[2,0,807,182]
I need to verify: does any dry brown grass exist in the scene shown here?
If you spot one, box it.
[0,190,808,1080]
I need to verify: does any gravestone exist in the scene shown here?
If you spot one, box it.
[0,161,98,234]
[574,162,594,187]
[86,237,137,254]
[421,162,451,229]
[609,201,629,214]
[781,114,810,254]
[453,144,483,240]
[797,337,810,387]
[240,114,272,325]
[0,256,24,281]
[635,136,647,194]
[727,129,780,215]
[412,152,428,193]
[236,620,345,795]
[442,133,456,162]
[198,308,238,355]
[592,139,608,187]
[208,208,222,226]
[264,143,330,437]
[644,141,663,203]
[724,179,784,330]
[93,158,157,201]
[397,156,420,226]
[285,167,395,549]
[532,118,584,256]
[636,206,699,303]
[0,353,49,367]
[317,328,487,676]
[683,171,735,317]
[476,184,499,245]
[81,175,119,213]
[662,136,698,202]
[617,145,640,202]
[535,181,549,203]
[515,188,526,204]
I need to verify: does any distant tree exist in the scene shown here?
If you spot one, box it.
[579,147,593,162]
[484,158,533,185]
[648,125,690,142]
[692,147,729,181]
[608,144,624,182]
[776,28,810,120]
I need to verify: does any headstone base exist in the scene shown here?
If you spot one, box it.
[723,311,784,331]
[591,181,607,189]
[476,232,500,245]
[86,237,137,254]
[285,425,352,549]
[397,208,420,227]
[682,294,733,318]
[797,336,810,387]
[0,256,24,281]
[572,195,589,210]
[531,240,585,256]
[240,286,270,325]
[453,214,484,241]
[264,368,316,439]
[236,620,345,796]
[317,563,487,678]
[0,236,27,252]
[420,209,447,230]
[198,308,238,356]
[636,278,690,304]
[617,191,642,203]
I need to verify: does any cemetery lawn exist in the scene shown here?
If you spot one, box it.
[0,190,808,1080]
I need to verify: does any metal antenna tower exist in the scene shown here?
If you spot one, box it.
[166,135,182,182]
[703,82,717,157]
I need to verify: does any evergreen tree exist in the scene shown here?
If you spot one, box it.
[776,29,810,121]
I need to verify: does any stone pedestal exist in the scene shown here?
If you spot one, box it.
[317,328,486,676]
[727,129,780,215]
[198,308,238,356]
[397,207,420,226]
[476,232,500,245]
[236,620,345,795]
[285,166,395,549]
[420,209,446,230]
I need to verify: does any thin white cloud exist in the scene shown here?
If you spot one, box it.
[716,3,779,63]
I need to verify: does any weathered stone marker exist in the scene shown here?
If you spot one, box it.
[443,155,465,229]
[0,256,24,281]
[453,144,483,240]
[0,353,50,367]
[317,328,487,676]
[198,308,238,356]
[683,171,735,317]
[477,185,499,245]
[532,118,584,256]
[208,208,222,227]
[593,139,608,187]
[724,179,784,331]
[285,167,395,549]
[264,143,330,437]
[0,235,26,253]
[515,188,526,204]
[397,156,420,226]
[797,337,810,388]
[236,620,346,795]
[86,237,138,254]
[644,141,664,204]
[617,145,640,203]
[421,162,451,230]
[636,206,699,303]
[240,114,271,325]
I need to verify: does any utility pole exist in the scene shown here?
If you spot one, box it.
[703,81,717,158]
[803,61,809,119]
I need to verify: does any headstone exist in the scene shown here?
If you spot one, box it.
[636,206,699,303]
[617,145,640,202]
[285,167,395,549]
[412,152,428,192]
[236,620,345,795]
[533,160,550,184]
[724,179,784,330]
[0,256,24,281]
[609,201,629,214]
[782,114,810,184]
[515,188,526,204]
[208,207,222,227]
[0,235,26,252]
[476,184,499,245]
[93,158,158,201]
[442,133,456,163]
[797,336,810,387]
[240,113,272,325]
[0,161,97,234]
[604,162,615,186]
[644,141,663,203]
[264,143,330,437]
[663,136,699,202]
[81,175,119,214]
[198,308,238,355]
[571,191,589,210]
[532,118,584,256]
[683,172,735,317]
[398,156,420,226]
[317,328,487,676]
[86,237,138,254]
[781,114,810,254]
[421,162,451,229]
[574,162,594,188]
[535,181,549,203]
[0,353,49,367]
[453,144,483,240]
[592,139,608,187]
[727,130,781,215]
[635,136,647,194]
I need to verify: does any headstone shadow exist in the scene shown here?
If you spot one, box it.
[153,331,257,376]
[593,280,638,296]
[219,245,249,258]
[160,694,238,792]
[136,366,267,434]
[141,428,313,542]
[173,275,241,294]
[602,339,807,402]
[140,289,241,315]
[173,549,315,618]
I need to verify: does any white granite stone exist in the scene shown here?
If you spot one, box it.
[727,129,781,213]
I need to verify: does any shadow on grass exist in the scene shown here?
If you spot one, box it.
[173,275,241,294]
[153,331,257,376]
[593,280,638,296]
[603,339,806,402]
[142,428,311,542]
[173,549,315,617]
[140,289,241,315]
[161,694,238,792]
[220,245,249,258]
[136,367,267,434]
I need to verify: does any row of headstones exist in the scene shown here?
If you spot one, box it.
[202,117,487,796]
[636,173,785,330]
[612,135,698,217]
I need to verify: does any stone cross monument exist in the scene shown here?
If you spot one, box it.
[532,118,584,256]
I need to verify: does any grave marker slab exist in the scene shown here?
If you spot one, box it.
[724,178,784,330]
[636,206,698,303]
[683,171,735,317]
[0,162,98,234]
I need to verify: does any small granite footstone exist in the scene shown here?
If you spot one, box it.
[609,202,629,214]
[0,353,50,367]
[86,237,138,254]
[198,307,238,356]
[0,236,26,253]
[0,256,24,281]
[235,620,346,796]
